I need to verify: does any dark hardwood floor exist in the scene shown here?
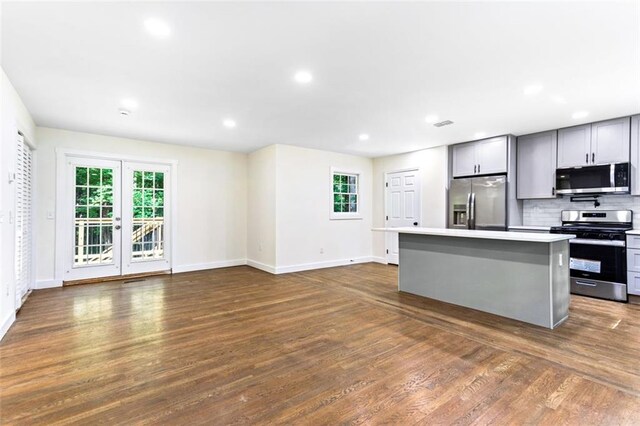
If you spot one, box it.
[1,263,639,424]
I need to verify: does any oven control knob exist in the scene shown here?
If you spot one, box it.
[599,233,607,239]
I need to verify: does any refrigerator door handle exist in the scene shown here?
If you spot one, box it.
[469,192,476,229]
[465,193,471,229]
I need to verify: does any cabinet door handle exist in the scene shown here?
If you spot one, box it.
[474,165,477,174]
[586,153,589,163]
[552,187,555,196]
[477,164,480,174]
[592,153,595,163]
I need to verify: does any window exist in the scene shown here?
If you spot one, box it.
[331,169,361,219]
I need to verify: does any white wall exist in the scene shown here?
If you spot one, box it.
[1,68,37,339]
[371,146,449,259]
[274,144,374,272]
[247,145,277,271]
[35,127,247,283]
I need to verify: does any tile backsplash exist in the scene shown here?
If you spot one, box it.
[523,195,640,227]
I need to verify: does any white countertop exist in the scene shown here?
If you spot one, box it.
[508,225,552,231]
[372,227,575,243]
[627,230,640,235]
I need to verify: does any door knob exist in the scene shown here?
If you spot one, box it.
[413,222,418,226]
[115,225,121,230]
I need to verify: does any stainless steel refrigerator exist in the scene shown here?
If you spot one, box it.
[448,175,507,230]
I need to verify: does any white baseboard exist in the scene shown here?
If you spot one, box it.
[0,311,16,342]
[35,279,63,289]
[274,256,376,274]
[172,259,247,274]
[370,256,388,264]
[246,259,277,274]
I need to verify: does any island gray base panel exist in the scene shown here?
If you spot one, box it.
[398,234,569,329]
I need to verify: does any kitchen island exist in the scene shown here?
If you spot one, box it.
[374,227,575,329]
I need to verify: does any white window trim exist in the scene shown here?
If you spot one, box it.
[330,167,363,220]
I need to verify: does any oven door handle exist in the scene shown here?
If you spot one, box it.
[575,280,598,287]
[569,238,625,247]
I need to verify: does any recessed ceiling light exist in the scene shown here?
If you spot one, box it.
[294,70,313,84]
[523,84,543,96]
[144,18,171,39]
[358,134,370,141]
[425,115,439,124]
[223,119,237,128]
[551,95,567,104]
[572,111,589,119]
[121,99,138,109]
[119,108,131,116]
[474,132,486,139]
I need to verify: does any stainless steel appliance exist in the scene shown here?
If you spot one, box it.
[448,175,507,230]
[550,210,632,302]
[556,163,629,195]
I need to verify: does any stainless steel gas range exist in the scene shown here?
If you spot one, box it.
[550,210,632,302]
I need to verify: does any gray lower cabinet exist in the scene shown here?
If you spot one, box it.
[557,117,630,168]
[631,115,640,195]
[516,130,557,199]
[627,233,640,296]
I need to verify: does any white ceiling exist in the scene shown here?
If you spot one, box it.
[2,1,639,157]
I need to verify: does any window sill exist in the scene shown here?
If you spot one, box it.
[330,214,363,221]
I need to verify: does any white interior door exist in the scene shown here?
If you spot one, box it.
[121,162,171,275]
[385,169,421,265]
[64,158,122,281]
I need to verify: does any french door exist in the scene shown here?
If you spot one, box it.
[63,157,171,281]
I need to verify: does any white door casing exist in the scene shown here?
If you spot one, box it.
[385,169,421,265]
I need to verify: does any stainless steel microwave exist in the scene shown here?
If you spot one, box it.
[556,163,630,195]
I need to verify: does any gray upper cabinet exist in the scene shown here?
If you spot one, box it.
[452,136,507,177]
[557,118,630,168]
[591,117,631,165]
[557,124,591,168]
[516,130,557,199]
[631,115,640,195]
[451,142,477,177]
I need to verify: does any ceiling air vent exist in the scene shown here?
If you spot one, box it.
[433,120,454,128]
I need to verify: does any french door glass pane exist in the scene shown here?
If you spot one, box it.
[131,170,165,261]
[74,167,115,266]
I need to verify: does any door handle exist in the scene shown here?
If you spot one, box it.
[469,193,476,229]
[413,222,418,226]
[115,225,121,230]
[592,153,595,163]
[551,187,555,196]
[465,193,471,228]
[474,165,477,174]
[576,280,597,287]
[477,164,480,174]
[586,153,589,163]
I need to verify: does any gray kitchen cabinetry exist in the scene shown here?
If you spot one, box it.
[627,232,640,296]
[452,136,507,177]
[557,117,630,168]
[516,130,557,199]
[630,115,640,195]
